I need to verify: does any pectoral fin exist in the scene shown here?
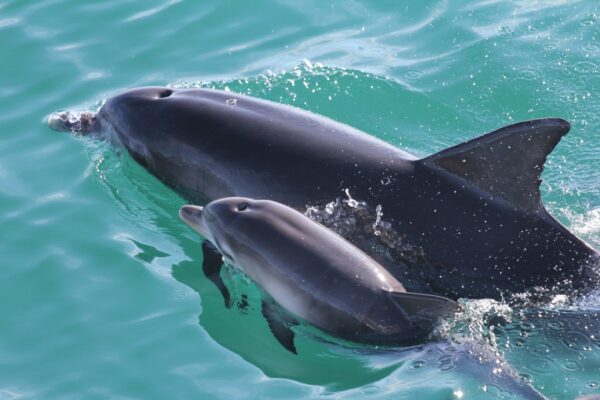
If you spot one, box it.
[261,300,298,354]
[202,240,231,308]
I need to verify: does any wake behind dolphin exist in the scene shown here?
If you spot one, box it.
[48,87,600,300]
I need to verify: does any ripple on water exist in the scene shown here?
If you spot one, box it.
[574,61,600,74]
[531,342,554,356]
[583,43,600,53]
[0,17,19,28]
[561,359,583,372]
[437,354,458,373]
[515,67,540,81]
[561,330,593,351]
[526,355,556,375]
[579,15,596,27]
[404,70,423,80]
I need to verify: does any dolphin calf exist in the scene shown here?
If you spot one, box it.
[179,197,459,353]
[49,87,599,299]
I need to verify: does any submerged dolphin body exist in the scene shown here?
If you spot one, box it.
[179,197,459,352]
[50,87,599,299]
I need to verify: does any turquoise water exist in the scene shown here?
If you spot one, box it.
[2,1,600,398]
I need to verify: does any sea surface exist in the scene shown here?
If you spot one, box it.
[2,1,600,399]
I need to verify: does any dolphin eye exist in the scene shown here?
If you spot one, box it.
[237,202,249,211]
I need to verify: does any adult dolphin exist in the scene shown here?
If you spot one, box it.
[49,87,599,299]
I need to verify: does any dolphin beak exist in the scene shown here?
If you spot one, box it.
[179,205,209,238]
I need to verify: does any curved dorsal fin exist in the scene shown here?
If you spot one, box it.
[420,118,570,212]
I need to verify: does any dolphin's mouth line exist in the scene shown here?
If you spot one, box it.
[213,238,234,264]
[179,205,236,265]
[201,211,237,263]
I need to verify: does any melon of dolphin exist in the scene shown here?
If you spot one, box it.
[49,87,599,299]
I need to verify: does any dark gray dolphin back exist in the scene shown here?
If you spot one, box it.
[98,87,415,206]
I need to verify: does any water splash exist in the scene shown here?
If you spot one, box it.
[565,207,600,249]
[305,190,428,264]
[372,204,383,236]
[47,99,105,135]
[47,110,98,134]
[440,298,514,346]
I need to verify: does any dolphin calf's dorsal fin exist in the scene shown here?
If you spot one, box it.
[390,292,459,332]
[420,118,570,212]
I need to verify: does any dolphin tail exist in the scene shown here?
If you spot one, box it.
[419,118,570,213]
[389,291,459,332]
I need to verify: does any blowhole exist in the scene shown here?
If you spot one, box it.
[158,89,173,99]
[237,203,249,211]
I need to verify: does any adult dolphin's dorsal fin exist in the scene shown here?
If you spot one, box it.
[420,118,570,212]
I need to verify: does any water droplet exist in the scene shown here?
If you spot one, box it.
[498,26,513,37]
[343,188,358,208]
[325,202,335,215]
[373,204,383,236]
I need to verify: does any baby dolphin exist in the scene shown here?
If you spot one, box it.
[180,197,458,353]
